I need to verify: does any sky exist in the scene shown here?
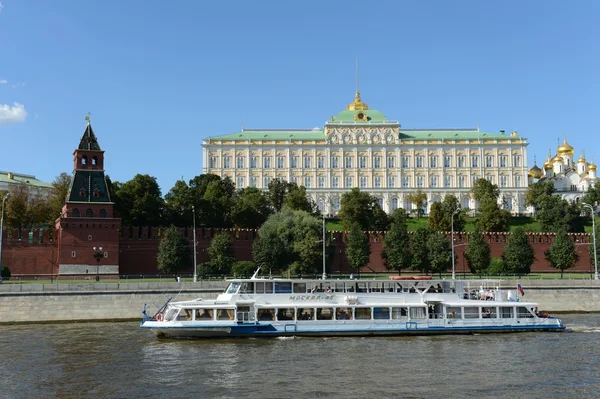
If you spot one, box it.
[1,1,599,194]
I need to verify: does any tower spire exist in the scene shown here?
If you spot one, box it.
[356,56,359,94]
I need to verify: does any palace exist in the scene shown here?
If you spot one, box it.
[202,92,529,215]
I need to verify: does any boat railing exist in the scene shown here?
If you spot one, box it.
[236,311,254,323]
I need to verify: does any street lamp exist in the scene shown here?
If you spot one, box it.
[93,246,103,282]
[0,192,10,284]
[192,205,197,283]
[451,207,461,280]
[322,215,327,280]
[582,203,598,280]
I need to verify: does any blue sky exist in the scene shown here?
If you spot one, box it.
[1,0,599,193]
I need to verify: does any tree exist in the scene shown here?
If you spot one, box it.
[164,180,193,227]
[48,172,72,222]
[371,202,390,231]
[535,195,583,233]
[339,188,388,231]
[267,179,289,212]
[157,226,191,274]
[428,202,444,231]
[429,195,465,232]
[502,227,534,275]
[475,197,510,232]
[201,177,236,227]
[382,209,411,275]
[406,190,427,217]
[231,261,257,277]
[345,222,371,277]
[113,174,166,226]
[4,183,51,229]
[207,232,235,275]
[427,231,453,277]
[582,178,600,206]
[410,227,431,274]
[590,219,600,273]
[464,230,491,275]
[525,181,556,212]
[231,187,272,229]
[472,178,500,202]
[545,229,579,278]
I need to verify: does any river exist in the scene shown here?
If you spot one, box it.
[0,314,598,399]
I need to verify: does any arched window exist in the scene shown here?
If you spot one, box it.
[72,208,80,217]
[99,209,107,218]
[318,198,325,212]
[333,197,341,212]
[92,156,98,165]
[462,197,470,210]
[93,188,100,198]
[79,188,87,198]
[377,197,384,209]
[82,155,88,165]
[391,197,398,211]
[86,209,93,217]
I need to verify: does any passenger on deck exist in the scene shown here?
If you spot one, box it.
[311,286,318,294]
[199,310,212,319]
[463,289,469,299]
[326,286,332,294]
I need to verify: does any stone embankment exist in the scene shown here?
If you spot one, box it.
[0,279,598,324]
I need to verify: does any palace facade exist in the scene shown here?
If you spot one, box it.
[202,92,530,215]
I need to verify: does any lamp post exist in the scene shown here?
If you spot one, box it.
[92,246,103,282]
[192,205,197,283]
[582,203,599,280]
[322,215,327,280]
[451,207,461,280]
[0,192,10,284]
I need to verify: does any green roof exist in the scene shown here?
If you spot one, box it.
[0,171,52,189]
[67,170,112,203]
[207,129,325,141]
[330,109,389,123]
[400,129,525,140]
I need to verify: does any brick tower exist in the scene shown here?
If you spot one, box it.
[55,116,121,278]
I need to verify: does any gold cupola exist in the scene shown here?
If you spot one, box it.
[543,151,553,170]
[551,154,563,163]
[589,162,597,172]
[557,138,574,155]
[577,154,586,163]
[528,163,543,179]
[346,91,370,111]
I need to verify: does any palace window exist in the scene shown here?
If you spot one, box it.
[458,175,466,188]
[500,175,508,187]
[388,176,395,188]
[359,156,367,168]
[318,176,325,188]
[345,176,353,188]
[401,156,409,168]
[332,156,339,169]
[513,155,521,167]
[209,156,217,168]
[444,175,452,188]
[391,197,399,210]
[237,176,244,188]
[444,156,451,168]
[377,197,384,209]
[402,175,410,188]
[263,176,271,188]
[304,176,311,188]
[250,156,258,169]
[504,197,513,210]
[223,156,231,169]
[250,176,257,187]
[374,156,381,168]
[291,176,298,184]
[486,174,494,184]
[388,156,396,168]
[303,156,311,169]
[236,156,244,168]
[416,175,424,187]
[332,176,339,188]
[345,156,353,169]
[416,156,424,168]
[430,175,438,188]
[458,156,466,168]
[317,156,325,169]
[360,175,367,188]
[291,156,298,168]
[277,156,285,169]
[499,156,507,167]
[471,156,479,168]
[486,156,493,168]
[430,156,438,168]
[333,197,341,212]
[514,175,521,187]
[374,176,382,188]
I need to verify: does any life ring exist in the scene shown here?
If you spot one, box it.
[155,313,164,322]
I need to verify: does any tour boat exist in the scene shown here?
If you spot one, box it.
[140,274,565,339]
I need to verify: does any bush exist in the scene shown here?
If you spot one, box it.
[488,258,505,275]
[0,264,10,281]
[196,262,214,279]
[231,261,257,278]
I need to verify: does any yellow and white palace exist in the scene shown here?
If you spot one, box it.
[202,92,529,215]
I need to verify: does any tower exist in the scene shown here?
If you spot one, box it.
[55,117,121,278]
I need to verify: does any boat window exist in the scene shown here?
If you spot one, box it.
[226,282,241,294]
[316,308,334,320]
[237,306,252,322]
[395,283,404,293]
[165,308,178,321]
[274,282,292,294]
[277,308,295,321]
[345,283,355,293]
[293,283,306,293]
[392,307,408,319]
[384,282,395,292]
[298,308,314,320]
[410,307,426,319]
[176,309,193,321]
[369,283,382,293]
[355,307,371,320]
[335,282,345,293]
[196,309,214,321]
[255,282,273,294]
[500,307,514,319]
[482,307,496,319]
[240,283,253,294]
[217,309,235,320]
[336,307,352,320]
[257,308,275,321]
[517,306,534,318]
[446,306,461,319]
[355,282,367,293]
[463,307,480,319]
[373,307,390,320]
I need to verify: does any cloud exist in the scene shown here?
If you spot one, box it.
[0,1,3,13]
[0,103,28,124]
[0,79,7,84]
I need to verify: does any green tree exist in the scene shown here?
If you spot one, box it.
[5,183,51,229]
[157,226,191,274]
[48,172,72,222]
[428,202,444,231]
[410,226,431,274]
[231,187,272,229]
[382,209,411,274]
[464,230,491,275]
[545,229,579,278]
[339,188,388,231]
[371,202,390,231]
[536,195,583,233]
[525,181,556,212]
[207,232,236,275]
[475,197,510,232]
[283,183,317,215]
[427,231,453,277]
[113,174,166,226]
[502,227,534,275]
[202,177,236,227]
[267,179,289,212]
[406,190,427,217]
[164,179,193,227]
[472,178,500,202]
[231,261,257,277]
[429,195,465,232]
[582,178,600,206]
[346,222,371,277]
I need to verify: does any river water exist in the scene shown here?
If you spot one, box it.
[0,314,598,399]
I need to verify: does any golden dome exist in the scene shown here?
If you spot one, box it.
[577,154,586,163]
[346,91,370,111]
[557,139,574,155]
[528,164,543,179]
[551,154,563,163]
[589,162,597,171]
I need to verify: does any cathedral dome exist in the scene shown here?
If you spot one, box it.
[551,154,563,163]
[589,162,597,172]
[528,164,543,179]
[557,139,574,155]
[577,155,586,163]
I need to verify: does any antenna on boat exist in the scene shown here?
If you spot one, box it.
[251,267,261,280]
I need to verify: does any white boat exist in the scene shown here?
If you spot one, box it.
[140,275,565,339]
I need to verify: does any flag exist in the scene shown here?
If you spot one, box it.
[517,283,525,296]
